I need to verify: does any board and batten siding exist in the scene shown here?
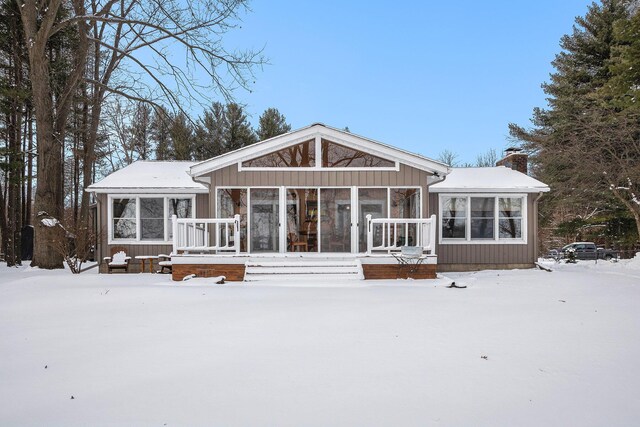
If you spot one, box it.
[206,163,432,219]
[96,193,209,264]
[428,193,539,270]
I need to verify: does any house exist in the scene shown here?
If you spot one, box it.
[87,123,549,280]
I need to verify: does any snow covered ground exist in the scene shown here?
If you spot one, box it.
[1,258,640,426]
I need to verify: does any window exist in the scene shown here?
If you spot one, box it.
[498,197,522,239]
[242,140,315,167]
[140,198,164,240]
[390,188,420,219]
[470,197,494,239]
[110,195,195,242]
[441,197,466,239]
[322,139,395,168]
[440,195,527,243]
[113,198,136,239]
[239,138,397,169]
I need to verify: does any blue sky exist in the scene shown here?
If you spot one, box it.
[217,0,592,164]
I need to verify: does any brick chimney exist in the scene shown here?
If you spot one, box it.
[496,147,528,174]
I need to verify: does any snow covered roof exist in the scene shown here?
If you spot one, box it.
[87,161,208,194]
[430,166,549,193]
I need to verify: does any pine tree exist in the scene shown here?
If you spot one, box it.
[193,102,226,160]
[605,9,640,110]
[256,108,291,141]
[151,107,172,160]
[225,103,256,152]
[131,102,152,160]
[509,0,640,244]
[169,112,194,161]
[0,0,29,266]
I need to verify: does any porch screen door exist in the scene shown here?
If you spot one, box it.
[286,189,318,252]
[358,188,388,252]
[250,188,280,252]
[319,188,352,252]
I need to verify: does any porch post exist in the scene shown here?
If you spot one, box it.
[233,214,241,254]
[429,214,437,255]
[171,215,178,254]
[366,214,373,255]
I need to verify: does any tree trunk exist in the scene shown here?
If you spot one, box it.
[0,171,7,260]
[20,0,90,269]
[6,32,23,267]
[30,57,65,268]
[76,35,104,263]
[25,106,33,226]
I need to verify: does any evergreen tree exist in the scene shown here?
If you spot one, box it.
[194,102,226,160]
[150,107,172,160]
[225,103,256,151]
[256,108,291,141]
[130,102,152,160]
[0,0,29,266]
[605,9,640,110]
[510,0,640,244]
[169,112,194,161]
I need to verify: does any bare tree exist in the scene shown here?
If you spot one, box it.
[100,98,139,171]
[475,148,498,167]
[437,149,459,167]
[17,0,263,268]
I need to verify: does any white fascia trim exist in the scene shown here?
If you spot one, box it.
[89,188,208,194]
[190,128,319,176]
[189,124,450,177]
[238,165,400,172]
[431,187,549,193]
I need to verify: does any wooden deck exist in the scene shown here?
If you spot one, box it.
[169,253,438,281]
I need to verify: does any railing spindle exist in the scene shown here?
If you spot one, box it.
[366,216,437,255]
[173,216,241,252]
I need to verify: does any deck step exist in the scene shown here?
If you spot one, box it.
[243,259,363,282]
[245,266,360,275]
[245,260,358,268]
[244,273,362,282]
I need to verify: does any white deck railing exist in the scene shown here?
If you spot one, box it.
[172,214,240,254]
[366,214,437,255]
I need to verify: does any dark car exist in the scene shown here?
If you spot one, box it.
[596,246,618,260]
[560,242,618,260]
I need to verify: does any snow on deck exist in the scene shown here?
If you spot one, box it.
[430,166,550,192]
[87,161,208,192]
[1,258,639,426]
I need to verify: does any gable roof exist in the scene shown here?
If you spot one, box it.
[87,161,208,193]
[430,167,550,193]
[189,123,450,177]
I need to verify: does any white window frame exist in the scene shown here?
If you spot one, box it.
[438,194,527,245]
[108,194,196,244]
[238,135,400,172]
[214,185,423,254]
